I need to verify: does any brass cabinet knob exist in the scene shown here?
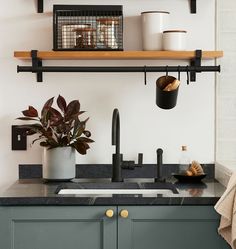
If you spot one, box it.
[120,209,129,218]
[105,209,114,218]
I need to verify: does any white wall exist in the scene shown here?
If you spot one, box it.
[0,0,216,190]
[216,0,236,183]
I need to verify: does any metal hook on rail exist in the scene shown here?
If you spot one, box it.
[178,65,181,81]
[165,65,169,78]
[144,65,147,85]
[186,65,190,85]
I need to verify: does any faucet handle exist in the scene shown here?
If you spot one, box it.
[122,160,135,170]
[155,148,165,182]
[121,153,143,170]
[136,153,143,167]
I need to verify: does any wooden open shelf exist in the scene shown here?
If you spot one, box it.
[14,51,223,61]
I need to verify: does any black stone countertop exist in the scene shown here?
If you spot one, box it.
[0,178,226,206]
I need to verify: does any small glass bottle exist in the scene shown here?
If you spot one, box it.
[179,145,190,174]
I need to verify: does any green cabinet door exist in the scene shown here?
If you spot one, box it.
[118,206,230,249]
[0,206,117,249]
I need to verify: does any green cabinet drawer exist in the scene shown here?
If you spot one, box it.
[0,206,117,249]
[118,206,230,249]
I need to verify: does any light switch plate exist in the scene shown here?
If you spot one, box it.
[11,125,27,150]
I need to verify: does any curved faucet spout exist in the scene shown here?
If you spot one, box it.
[112,108,120,155]
[111,108,122,182]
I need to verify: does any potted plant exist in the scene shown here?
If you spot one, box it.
[17,95,94,181]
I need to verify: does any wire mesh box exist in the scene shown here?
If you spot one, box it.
[53,5,123,51]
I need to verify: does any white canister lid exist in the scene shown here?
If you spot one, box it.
[141,11,170,14]
[163,30,187,33]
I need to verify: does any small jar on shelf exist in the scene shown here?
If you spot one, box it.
[74,28,96,49]
[96,18,120,49]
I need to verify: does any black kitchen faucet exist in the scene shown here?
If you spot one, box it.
[111,108,123,182]
[111,108,143,182]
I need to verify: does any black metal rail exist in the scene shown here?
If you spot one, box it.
[17,65,220,73]
[17,65,220,84]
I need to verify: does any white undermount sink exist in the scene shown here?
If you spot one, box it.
[58,189,174,196]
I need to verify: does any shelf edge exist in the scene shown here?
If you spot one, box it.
[14,51,224,60]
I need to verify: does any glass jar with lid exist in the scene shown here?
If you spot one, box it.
[74,27,96,49]
[96,18,120,49]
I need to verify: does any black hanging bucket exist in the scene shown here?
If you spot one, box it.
[156,75,179,109]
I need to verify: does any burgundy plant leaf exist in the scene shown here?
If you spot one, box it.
[78,111,85,116]
[49,107,63,118]
[60,136,69,146]
[22,106,38,117]
[17,124,43,134]
[27,123,43,129]
[75,126,85,138]
[43,97,54,109]
[55,123,66,134]
[65,100,80,121]
[72,118,80,137]
[83,117,89,124]
[77,118,89,130]
[17,117,39,121]
[49,107,63,126]
[41,97,54,117]
[72,119,85,138]
[45,127,53,138]
[50,118,63,127]
[70,111,86,120]
[57,95,67,113]
[40,141,49,147]
[32,137,42,145]
[46,137,58,147]
[73,141,89,155]
[26,129,37,136]
[78,137,94,143]
[83,130,91,137]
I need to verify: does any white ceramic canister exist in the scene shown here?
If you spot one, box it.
[163,30,187,51]
[141,11,170,51]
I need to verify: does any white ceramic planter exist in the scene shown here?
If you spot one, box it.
[163,30,187,51]
[42,147,76,181]
[141,11,170,51]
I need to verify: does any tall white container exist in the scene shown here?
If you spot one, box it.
[141,11,170,51]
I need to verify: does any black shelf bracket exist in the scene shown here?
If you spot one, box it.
[31,50,43,82]
[190,50,202,82]
[37,0,43,13]
[190,0,197,14]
